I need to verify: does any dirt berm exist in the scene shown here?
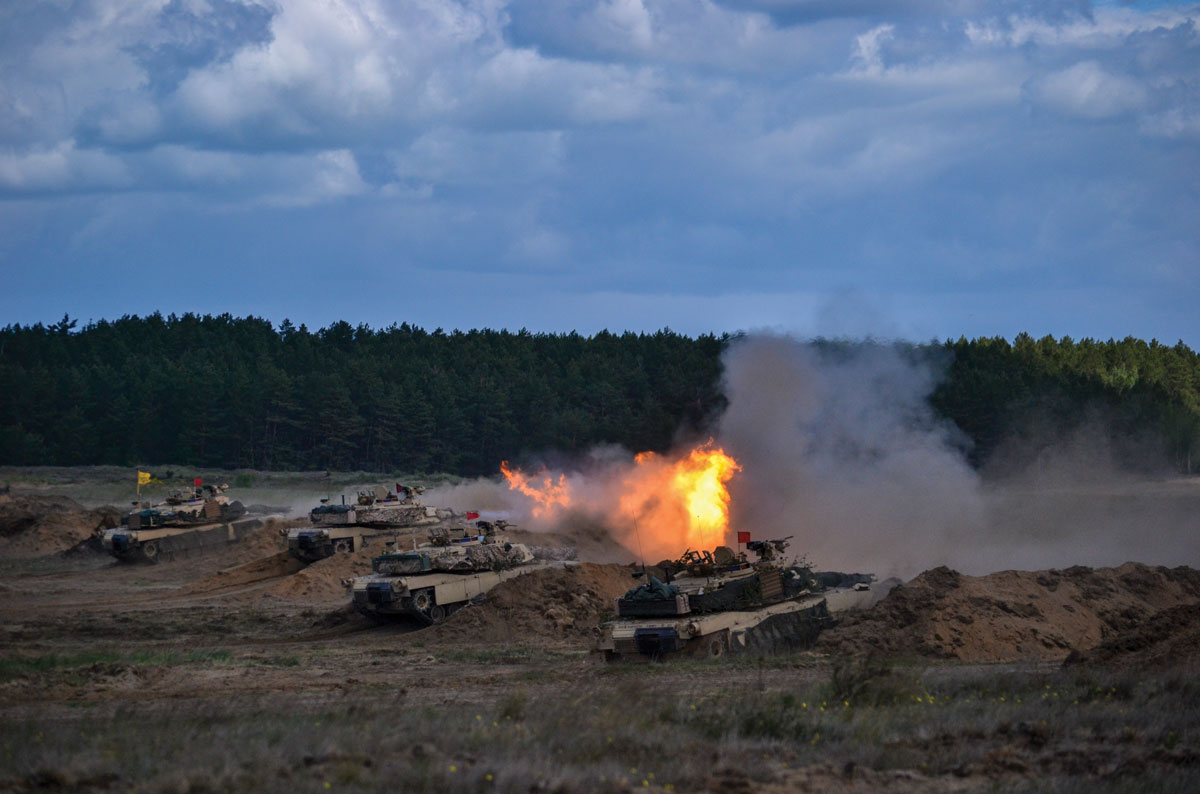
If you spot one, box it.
[0,494,122,557]
[1069,602,1200,671]
[178,520,366,604]
[430,562,637,644]
[816,562,1200,662]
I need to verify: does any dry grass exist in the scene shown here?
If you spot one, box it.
[1,655,1197,793]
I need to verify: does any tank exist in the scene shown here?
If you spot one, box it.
[594,538,878,661]
[349,523,539,624]
[287,484,466,563]
[101,483,262,563]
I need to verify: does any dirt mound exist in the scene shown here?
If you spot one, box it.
[180,551,306,596]
[816,562,1200,662]
[1072,602,1200,671]
[222,517,295,561]
[430,562,636,644]
[0,494,122,557]
[179,522,363,604]
[258,548,375,602]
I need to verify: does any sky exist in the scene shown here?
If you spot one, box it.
[0,0,1197,343]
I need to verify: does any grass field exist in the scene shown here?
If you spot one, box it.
[2,649,1197,793]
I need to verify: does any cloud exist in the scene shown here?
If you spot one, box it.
[0,140,130,192]
[168,0,664,142]
[0,0,1197,340]
[390,128,565,187]
[712,0,1095,26]
[594,0,655,50]
[1139,107,1200,140]
[850,23,895,74]
[1026,59,1150,118]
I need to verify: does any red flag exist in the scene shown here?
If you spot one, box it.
[194,477,203,487]
[466,511,480,520]
[736,531,751,544]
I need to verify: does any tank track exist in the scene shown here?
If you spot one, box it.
[602,599,837,663]
[732,600,834,655]
[138,518,263,563]
[353,586,468,626]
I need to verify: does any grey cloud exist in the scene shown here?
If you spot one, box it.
[126,0,276,100]
[0,140,130,193]
[1025,60,1149,119]
[0,0,1197,338]
[712,0,951,24]
[709,0,1093,25]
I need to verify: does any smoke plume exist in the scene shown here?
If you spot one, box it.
[714,335,1200,576]
[432,334,1200,577]
[716,336,984,577]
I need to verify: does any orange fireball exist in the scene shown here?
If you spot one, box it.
[671,444,742,549]
[499,460,571,518]
[618,442,741,557]
[499,442,742,561]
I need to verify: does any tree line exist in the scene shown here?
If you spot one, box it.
[0,315,1196,476]
[931,333,1199,474]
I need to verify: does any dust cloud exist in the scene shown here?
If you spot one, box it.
[424,478,522,514]
[716,336,984,577]
[715,335,1200,577]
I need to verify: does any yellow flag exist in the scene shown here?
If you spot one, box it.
[137,471,151,485]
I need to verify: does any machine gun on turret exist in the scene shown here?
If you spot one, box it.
[745,536,793,562]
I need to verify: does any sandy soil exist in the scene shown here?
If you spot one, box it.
[817,563,1200,662]
[1,488,1198,792]
[0,494,121,558]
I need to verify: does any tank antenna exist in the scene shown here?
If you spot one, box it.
[632,517,648,577]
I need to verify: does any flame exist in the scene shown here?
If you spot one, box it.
[500,460,571,517]
[672,445,742,548]
[500,441,741,560]
[619,442,741,556]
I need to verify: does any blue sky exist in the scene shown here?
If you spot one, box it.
[1,0,1197,342]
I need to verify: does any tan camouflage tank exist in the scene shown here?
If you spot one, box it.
[101,483,261,563]
[349,523,540,624]
[287,484,462,563]
[594,537,880,661]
